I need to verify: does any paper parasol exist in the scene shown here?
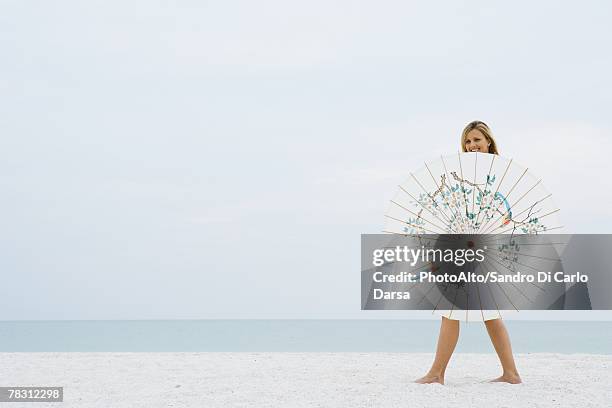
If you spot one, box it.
[382,152,563,321]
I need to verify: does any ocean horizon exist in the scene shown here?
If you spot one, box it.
[1,320,610,353]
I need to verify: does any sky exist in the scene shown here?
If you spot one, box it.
[1,1,612,319]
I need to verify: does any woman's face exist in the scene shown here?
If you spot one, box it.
[464,129,490,153]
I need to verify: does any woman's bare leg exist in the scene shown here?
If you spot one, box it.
[484,318,522,384]
[415,317,459,384]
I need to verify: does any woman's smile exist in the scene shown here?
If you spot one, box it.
[464,129,490,153]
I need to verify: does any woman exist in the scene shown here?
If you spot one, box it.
[414,121,522,385]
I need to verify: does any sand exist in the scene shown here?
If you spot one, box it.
[1,352,610,407]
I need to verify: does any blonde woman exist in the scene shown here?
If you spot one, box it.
[414,121,522,385]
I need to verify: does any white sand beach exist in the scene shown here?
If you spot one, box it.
[1,352,610,407]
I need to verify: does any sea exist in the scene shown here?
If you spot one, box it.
[0,320,610,353]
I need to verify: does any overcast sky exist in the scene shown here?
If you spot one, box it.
[2,1,612,319]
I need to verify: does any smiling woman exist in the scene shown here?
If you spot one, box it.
[415,120,522,385]
[461,121,500,154]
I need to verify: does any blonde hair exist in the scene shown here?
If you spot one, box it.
[461,120,499,155]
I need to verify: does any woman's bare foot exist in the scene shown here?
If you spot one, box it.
[490,373,522,384]
[414,373,444,385]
